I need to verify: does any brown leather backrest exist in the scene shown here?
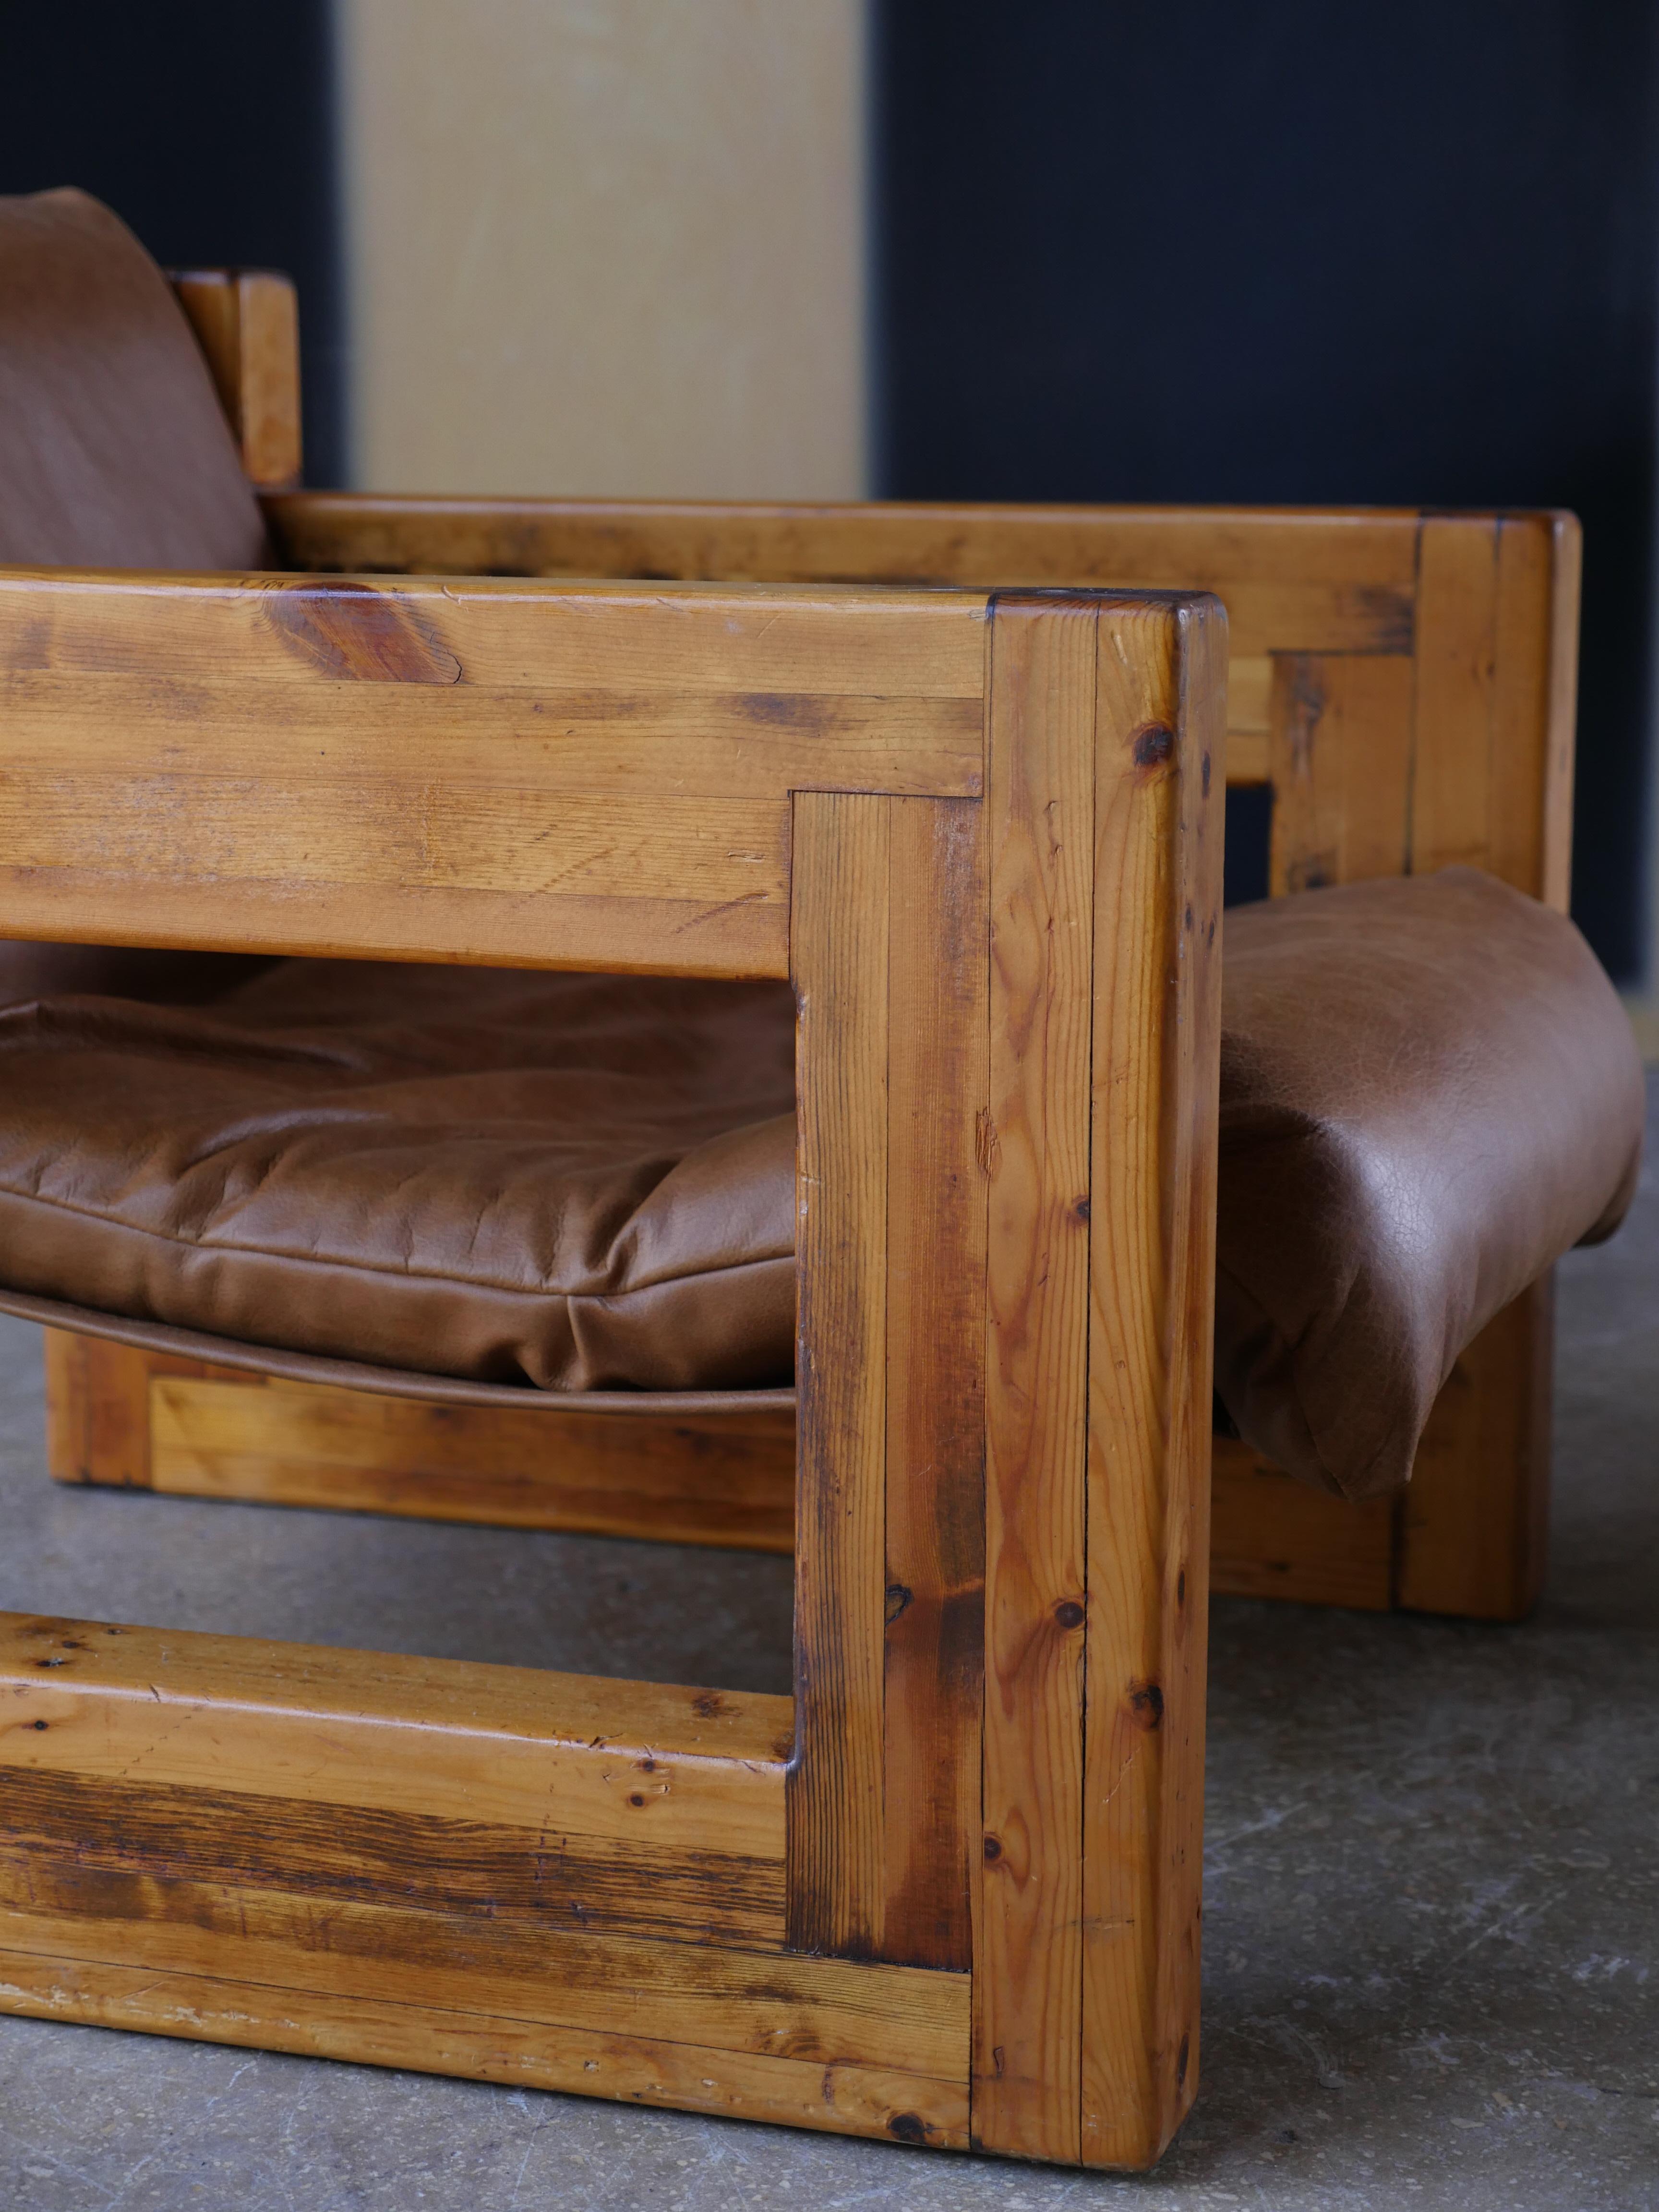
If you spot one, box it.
[0,188,268,570]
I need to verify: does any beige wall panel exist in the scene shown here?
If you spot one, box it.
[338,0,867,498]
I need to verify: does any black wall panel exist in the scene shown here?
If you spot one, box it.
[0,0,344,486]
[876,1,1659,978]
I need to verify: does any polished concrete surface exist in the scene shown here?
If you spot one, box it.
[1,1085,1655,2209]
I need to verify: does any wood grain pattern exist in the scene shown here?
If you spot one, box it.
[1269,654,1415,893]
[44,1331,150,1492]
[881,796,988,1971]
[1411,516,1502,878]
[1486,517,1559,901]
[53,1333,1397,1611]
[0,1614,789,1860]
[0,1767,783,1948]
[170,269,303,489]
[0,574,987,979]
[1226,655,1273,740]
[0,1889,967,2078]
[0,872,785,981]
[0,676,977,802]
[0,1944,970,2146]
[1399,512,1573,1622]
[1397,1281,1553,1621]
[974,595,1098,2162]
[133,1367,795,1552]
[1209,1441,1393,1611]
[1081,597,1224,2167]
[788,792,890,1958]
[0,776,789,909]
[264,493,1421,659]
[0,1605,971,2133]
[0,572,986,709]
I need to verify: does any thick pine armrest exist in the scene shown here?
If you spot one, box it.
[0,566,987,979]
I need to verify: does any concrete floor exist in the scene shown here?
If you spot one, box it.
[1,1094,1656,2210]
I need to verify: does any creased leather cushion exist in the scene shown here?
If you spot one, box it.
[0,186,267,570]
[0,871,1639,1437]
[1216,867,1645,1501]
[0,961,796,1392]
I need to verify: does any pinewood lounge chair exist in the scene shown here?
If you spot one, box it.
[0,189,1641,2168]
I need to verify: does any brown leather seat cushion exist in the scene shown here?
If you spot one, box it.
[0,187,268,570]
[0,961,796,1393]
[0,871,1639,1474]
[1215,867,1644,1499]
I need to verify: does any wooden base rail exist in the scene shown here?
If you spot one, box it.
[0,1611,974,2145]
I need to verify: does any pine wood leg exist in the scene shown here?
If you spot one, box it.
[1396,1277,1552,1622]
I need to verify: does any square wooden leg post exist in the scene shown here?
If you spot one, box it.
[789,592,1225,2165]
[1397,1277,1553,1621]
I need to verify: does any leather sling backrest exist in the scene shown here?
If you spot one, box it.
[0,186,267,570]
[0,189,273,998]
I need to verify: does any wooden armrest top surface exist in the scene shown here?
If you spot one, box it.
[0,565,1216,978]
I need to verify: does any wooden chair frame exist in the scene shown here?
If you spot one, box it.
[45,276,1582,1625]
[0,271,1577,2167]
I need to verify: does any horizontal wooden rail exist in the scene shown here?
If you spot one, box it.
[0,570,988,978]
[0,1611,967,2142]
[259,493,1470,794]
[47,1332,797,1552]
[0,1613,788,1858]
[263,493,1420,661]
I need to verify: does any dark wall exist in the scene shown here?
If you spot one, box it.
[876,1,1659,980]
[0,0,344,486]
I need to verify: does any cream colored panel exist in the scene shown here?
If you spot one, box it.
[337,0,867,498]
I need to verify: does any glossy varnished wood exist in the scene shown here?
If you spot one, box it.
[1268,653,1415,893]
[0,1948,969,2146]
[265,494,1412,787]
[170,269,303,490]
[30,491,1577,1625]
[1398,1283,1554,1620]
[788,792,891,1957]
[0,1613,789,1860]
[786,784,991,1973]
[48,1332,795,1553]
[974,595,1098,2161]
[51,1324,1403,1614]
[1081,598,1223,2166]
[264,493,1419,661]
[1392,514,1578,1620]
[880,797,987,1972]
[0,573,986,979]
[6,419,1584,2160]
[970,594,1223,2164]
[0,1610,969,2133]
